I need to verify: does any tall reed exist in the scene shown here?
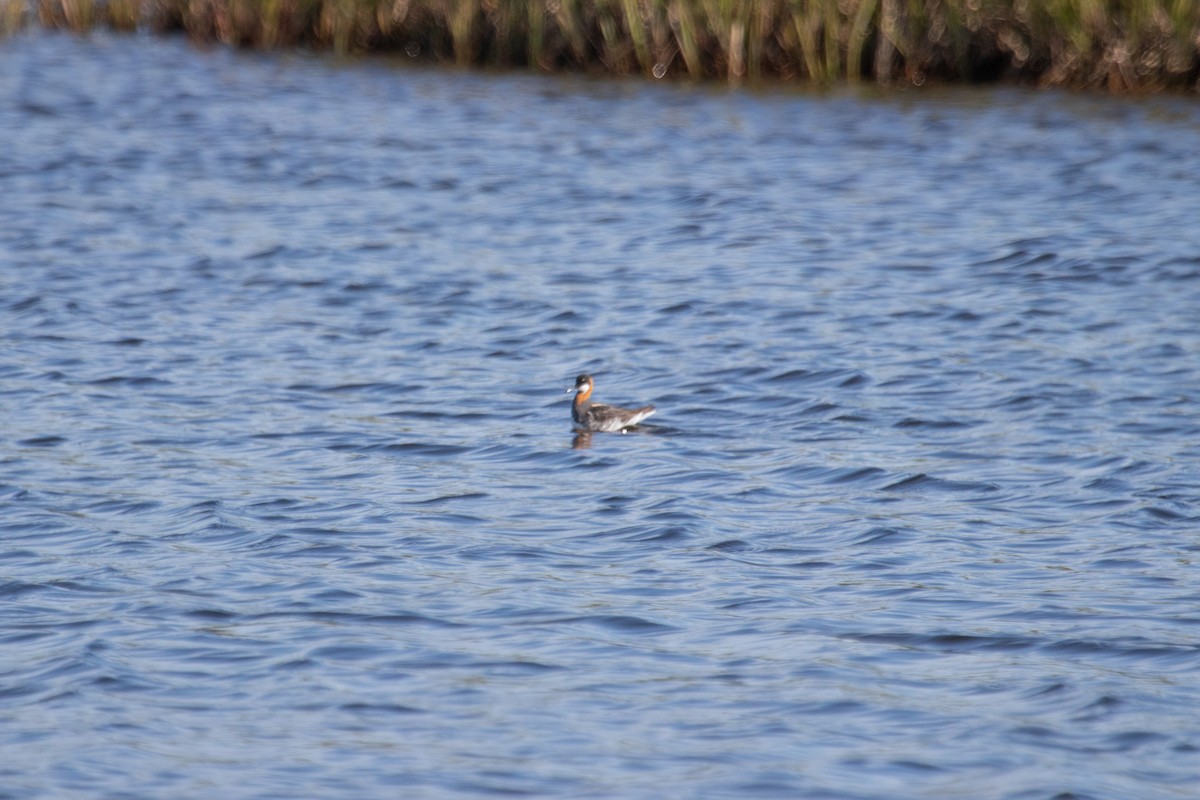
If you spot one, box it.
[13,0,1200,90]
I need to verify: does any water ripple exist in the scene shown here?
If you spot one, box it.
[1,30,1199,800]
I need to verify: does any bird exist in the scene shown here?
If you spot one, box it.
[568,374,656,432]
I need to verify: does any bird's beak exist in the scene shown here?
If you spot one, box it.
[565,385,575,394]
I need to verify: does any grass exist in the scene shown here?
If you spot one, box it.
[9,0,1200,90]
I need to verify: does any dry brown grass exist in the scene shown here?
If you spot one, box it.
[12,0,1200,90]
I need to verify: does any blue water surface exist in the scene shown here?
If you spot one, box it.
[2,30,1200,799]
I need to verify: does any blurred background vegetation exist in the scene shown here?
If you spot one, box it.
[9,0,1200,90]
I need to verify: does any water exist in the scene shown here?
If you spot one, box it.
[3,30,1200,800]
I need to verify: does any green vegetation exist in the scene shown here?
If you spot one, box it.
[11,0,1200,90]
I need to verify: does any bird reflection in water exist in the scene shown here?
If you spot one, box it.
[571,427,663,450]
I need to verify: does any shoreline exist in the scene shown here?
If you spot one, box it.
[11,0,1200,92]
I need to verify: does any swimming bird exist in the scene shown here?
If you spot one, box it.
[568,374,656,432]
